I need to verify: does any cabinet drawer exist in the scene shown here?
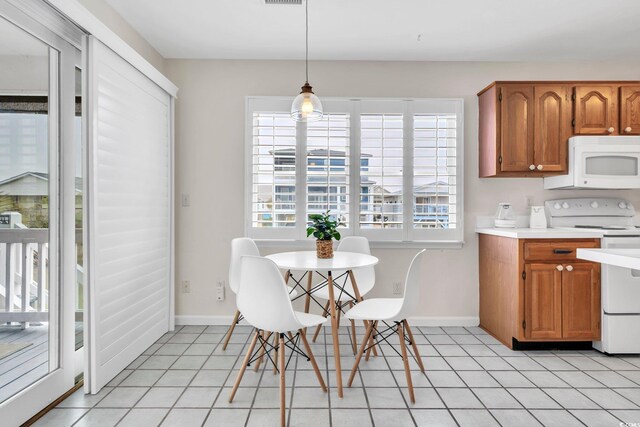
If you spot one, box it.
[523,241,599,261]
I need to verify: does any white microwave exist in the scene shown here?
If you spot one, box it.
[544,136,640,189]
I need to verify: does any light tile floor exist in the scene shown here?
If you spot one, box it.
[36,325,640,426]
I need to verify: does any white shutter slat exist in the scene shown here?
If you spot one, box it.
[87,38,171,393]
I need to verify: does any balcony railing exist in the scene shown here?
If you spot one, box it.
[0,229,84,327]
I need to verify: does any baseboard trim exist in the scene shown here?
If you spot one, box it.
[174,315,479,327]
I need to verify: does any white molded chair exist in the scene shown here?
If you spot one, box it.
[311,236,376,352]
[345,249,427,403]
[223,238,298,351]
[229,255,327,427]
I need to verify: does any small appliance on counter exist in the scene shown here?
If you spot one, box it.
[529,206,547,229]
[494,202,516,228]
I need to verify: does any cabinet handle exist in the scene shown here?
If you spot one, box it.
[566,265,573,272]
[625,126,632,133]
[529,164,535,171]
[553,249,573,254]
[608,127,615,133]
[537,164,543,171]
[556,265,564,271]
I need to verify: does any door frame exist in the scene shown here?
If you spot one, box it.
[0,2,82,424]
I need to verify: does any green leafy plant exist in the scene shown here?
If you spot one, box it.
[306,210,343,241]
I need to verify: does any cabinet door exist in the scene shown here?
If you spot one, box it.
[562,263,601,339]
[574,85,617,135]
[524,263,563,340]
[500,85,534,172]
[620,85,640,135]
[534,86,570,173]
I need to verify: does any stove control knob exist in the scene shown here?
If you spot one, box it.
[619,202,628,209]
[562,202,570,209]
[554,203,561,210]
[590,201,599,208]
[627,203,633,210]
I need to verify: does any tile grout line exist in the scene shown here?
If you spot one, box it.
[45,324,640,427]
[202,326,253,427]
[118,325,212,427]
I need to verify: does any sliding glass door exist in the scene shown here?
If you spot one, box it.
[0,1,83,424]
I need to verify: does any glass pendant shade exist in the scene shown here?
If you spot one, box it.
[291,82,323,122]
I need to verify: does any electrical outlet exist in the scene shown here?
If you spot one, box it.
[216,280,225,301]
[181,193,191,207]
[181,280,191,293]
[392,282,402,295]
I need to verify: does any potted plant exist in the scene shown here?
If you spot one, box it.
[306,211,343,258]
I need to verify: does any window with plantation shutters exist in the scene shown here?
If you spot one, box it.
[359,113,403,231]
[413,114,458,230]
[250,112,297,233]
[306,113,350,226]
[245,97,464,245]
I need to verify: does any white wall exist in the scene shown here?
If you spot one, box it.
[76,0,164,71]
[164,59,640,324]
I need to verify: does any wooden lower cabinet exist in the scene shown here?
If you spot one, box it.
[562,263,601,339]
[479,234,601,348]
[524,263,562,340]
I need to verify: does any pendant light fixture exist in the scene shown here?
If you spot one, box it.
[291,0,323,122]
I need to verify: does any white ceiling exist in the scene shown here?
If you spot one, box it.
[105,0,640,61]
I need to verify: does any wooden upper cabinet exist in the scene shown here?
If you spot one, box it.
[574,85,617,135]
[561,263,601,339]
[534,86,570,173]
[479,81,640,178]
[620,85,640,135]
[524,263,563,340]
[499,85,534,172]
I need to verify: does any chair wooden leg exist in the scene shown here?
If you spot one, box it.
[229,329,259,402]
[348,302,357,355]
[348,321,374,387]
[348,270,377,358]
[398,321,415,404]
[336,301,342,329]
[273,333,279,375]
[362,320,379,357]
[223,310,241,351]
[279,333,286,427]
[403,320,425,372]
[312,300,330,343]
[365,321,378,361]
[254,331,272,372]
[304,272,313,313]
[300,329,327,392]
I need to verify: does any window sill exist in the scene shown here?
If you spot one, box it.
[254,239,464,250]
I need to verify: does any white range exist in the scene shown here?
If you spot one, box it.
[547,197,640,354]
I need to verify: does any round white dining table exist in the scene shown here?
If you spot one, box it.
[265,251,379,398]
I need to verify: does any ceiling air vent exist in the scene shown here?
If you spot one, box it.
[265,0,302,4]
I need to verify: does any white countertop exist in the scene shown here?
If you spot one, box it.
[577,248,640,269]
[476,227,604,239]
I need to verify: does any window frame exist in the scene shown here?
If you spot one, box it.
[245,96,464,247]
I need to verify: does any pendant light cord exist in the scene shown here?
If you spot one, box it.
[305,0,309,83]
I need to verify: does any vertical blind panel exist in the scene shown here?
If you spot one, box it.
[359,114,403,229]
[306,113,350,227]
[413,114,457,229]
[89,39,171,392]
[252,112,296,228]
